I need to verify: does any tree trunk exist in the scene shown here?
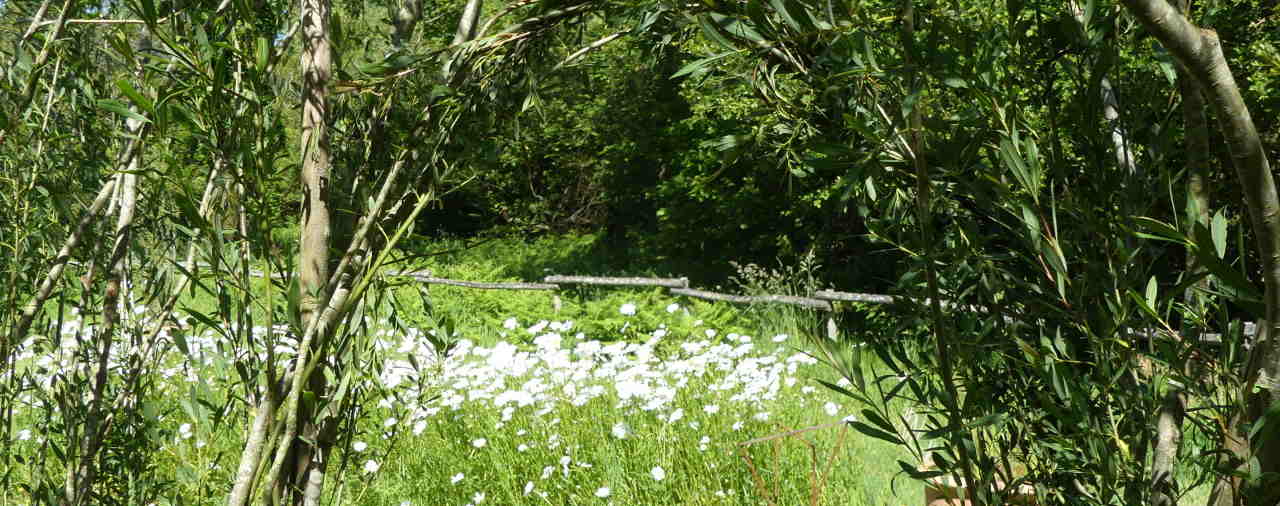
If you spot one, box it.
[1116,0,1280,503]
[452,0,483,46]
[900,0,981,503]
[64,115,144,505]
[284,0,335,500]
[1151,2,1209,501]
[1151,391,1186,506]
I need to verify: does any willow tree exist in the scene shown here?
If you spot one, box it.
[1118,0,1279,503]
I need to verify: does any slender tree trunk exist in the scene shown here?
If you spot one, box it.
[1152,390,1186,506]
[1151,3,1210,502]
[64,115,144,505]
[1117,0,1280,504]
[452,0,483,46]
[900,0,980,503]
[281,0,335,501]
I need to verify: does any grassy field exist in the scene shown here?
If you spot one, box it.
[3,234,922,505]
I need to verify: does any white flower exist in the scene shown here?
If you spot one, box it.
[611,421,629,439]
[705,329,717,338]
[353,441,368,452]
[541,466,554,480]
[666,303,680,313]
[732,421,744,431]
[503,317,519,330]
[824,401,840,417]
[667,408,684,424]
[650,466,666,481]
[472,492,485,504]
[179,423,193,439]
[524,481,534,496]
[842,414,857,424]
[517,444,529,452]
[703,404,720,415]
[16,429,31,441]
[754,411,771,421]
[400,501,411,506]
[363,460,380,474]
[384,417,398,428]
[472,438,487,448]
[595,487,611,498]
[452,472,465,484]
[620,303,637,316]
[772,334,789,343]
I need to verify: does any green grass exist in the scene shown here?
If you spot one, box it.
[3,234,924,505]
[5,233,1232,505]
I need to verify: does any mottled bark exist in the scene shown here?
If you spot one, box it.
[1151,391,1185,506]
[287,0,334,500]
[1117,0,1280,503]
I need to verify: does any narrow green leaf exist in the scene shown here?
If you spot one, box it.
[898,460,946,480]
[1021,204,1040,248]
[116,79,155,115]
[671,52,735,79]
[97,99,150,124]
[1127,288,1161,322]
[771,0,815,32]
[1133,216,1189,244]
[1193,222,1261,300]
[173,327,190,357]
[715,13,769,44]
[108,32,136,67]
[1041,236,1068,279]
[256,36,270,72]
[1212,210,1228,259]
[634,9,661,33]
[861,408,897,436]
[849,420,903,445]
[816,378,858,400]
[697,15,738,50]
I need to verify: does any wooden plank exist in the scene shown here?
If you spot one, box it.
[544,275,689,288]
[813,290,897,304]
[671,288,832,311]
[407,274,557,290]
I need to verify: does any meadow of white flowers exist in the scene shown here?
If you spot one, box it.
[5,300,904,505]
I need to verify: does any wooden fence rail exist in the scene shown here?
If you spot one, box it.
[168,262,1257,343]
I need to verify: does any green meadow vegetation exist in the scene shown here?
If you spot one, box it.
[4,0,1280,502]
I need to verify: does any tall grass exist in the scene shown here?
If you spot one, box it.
[4,234,922,505]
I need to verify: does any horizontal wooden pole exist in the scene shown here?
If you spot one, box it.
[406,274,557,290]
[544,275,689,288]
[670,288,832,311]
